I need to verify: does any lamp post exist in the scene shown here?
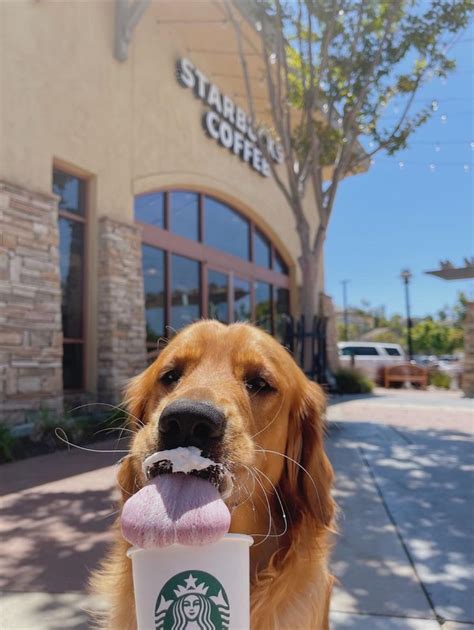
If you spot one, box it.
[400,269,413,361]
[341,280,350,341]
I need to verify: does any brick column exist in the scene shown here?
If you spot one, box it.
[462,302,474,397]
[0,181,63,426]
[97,217,147,403]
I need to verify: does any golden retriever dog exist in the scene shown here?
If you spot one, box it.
[93,320,335,629]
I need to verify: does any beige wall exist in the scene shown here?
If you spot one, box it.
[1,0,324,391]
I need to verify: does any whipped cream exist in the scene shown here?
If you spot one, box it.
[142,446,220,477]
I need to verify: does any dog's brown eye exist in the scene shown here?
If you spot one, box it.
[160,369,182,386]
[245,376,273,393]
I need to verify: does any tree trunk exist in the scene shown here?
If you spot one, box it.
[299,249,323,373]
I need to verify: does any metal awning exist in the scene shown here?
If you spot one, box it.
[426,258,474,281]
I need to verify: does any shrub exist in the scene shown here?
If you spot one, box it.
[429,370,451,390]
[0,424,15,462]
[334,368,374,395]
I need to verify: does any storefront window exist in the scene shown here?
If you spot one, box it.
[54,167,86,391]
[53,170,85,217]
[204,196,249,260]
[253,229,271,269]
[273,250,288,275]
[63,344,83,390]
[275,287,290,343]
[171,255,201,330]
[135,192,165,228]
[136,190,292,343]
[255,281,272,332]
[208,270,228,322]
[234,278,251,322]
[142,245,166,345]
[170,191,199,240]
[59,218,84,339]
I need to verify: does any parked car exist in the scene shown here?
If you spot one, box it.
[338,341,406,380]
[413,355,439,370]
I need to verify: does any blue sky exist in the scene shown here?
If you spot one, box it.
[325,26,473,318]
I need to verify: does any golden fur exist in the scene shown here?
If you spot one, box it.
[92,320,335,629]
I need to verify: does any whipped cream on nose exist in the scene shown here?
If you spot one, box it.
[142,446,221,477]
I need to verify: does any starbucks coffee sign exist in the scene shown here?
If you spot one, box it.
[177,58,284,177]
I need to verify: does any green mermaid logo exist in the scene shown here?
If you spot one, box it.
[155,571,230,630]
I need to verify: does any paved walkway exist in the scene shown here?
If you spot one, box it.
[327,389,473,629]
[0,390,472,629]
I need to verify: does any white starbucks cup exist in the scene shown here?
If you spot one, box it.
[128,534,253,630]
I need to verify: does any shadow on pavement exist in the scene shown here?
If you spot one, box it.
[328,421,473,624]
[0,461,119,593]
[0,438,128,496]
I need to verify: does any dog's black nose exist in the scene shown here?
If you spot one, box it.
[158,399,225,451]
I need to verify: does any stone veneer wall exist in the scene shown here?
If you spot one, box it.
[462,301,474,397]
[0,181,63,426]
[97,217,147,404]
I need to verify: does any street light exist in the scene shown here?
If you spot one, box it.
[400,269,413,361]
[341,280,350,341]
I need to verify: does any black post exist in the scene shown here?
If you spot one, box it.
[401,269,413,361]
[341,280,350,341]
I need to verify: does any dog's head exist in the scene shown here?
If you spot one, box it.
[119,320,334,543]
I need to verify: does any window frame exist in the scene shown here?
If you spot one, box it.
[53,163,89,392]
[135,189,291,341]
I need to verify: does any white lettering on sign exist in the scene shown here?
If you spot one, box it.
[177,57,284,177]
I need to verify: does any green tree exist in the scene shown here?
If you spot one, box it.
[226,0,472,335]
[411,319,464,355]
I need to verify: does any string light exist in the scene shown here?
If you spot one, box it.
[440,114,448,124]
[431,100,439,111]
[366,156,472,172]
[255,21,262,32]
[269,53,276,64]
[322,103,329,113]
[338,9,345,16]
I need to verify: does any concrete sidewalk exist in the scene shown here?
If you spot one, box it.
[0,391,472,629]
[327,389,473,629]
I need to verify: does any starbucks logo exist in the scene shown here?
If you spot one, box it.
[155,570,230,630]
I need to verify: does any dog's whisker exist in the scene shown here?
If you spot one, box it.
[253,466,288,539]
[250,398,284,440]
[251,471,273,547]
[65,401,146,430]
[231,464,258,511]
[93,427,137,436]
[254,447,324,519]
[54,428,129,454]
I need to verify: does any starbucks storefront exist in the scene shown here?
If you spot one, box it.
[1,0,323,425]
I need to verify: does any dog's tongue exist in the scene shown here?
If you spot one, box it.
[121,473,230,549]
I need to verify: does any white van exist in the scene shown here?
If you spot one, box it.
[337,342,406,380]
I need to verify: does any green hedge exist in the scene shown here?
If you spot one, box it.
[429,370,451,390]
[334,368,374,394]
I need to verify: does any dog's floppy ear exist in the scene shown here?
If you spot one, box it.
[281,378,335,530]
[122,363,157,426]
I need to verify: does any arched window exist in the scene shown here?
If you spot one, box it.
[135,190,290,357]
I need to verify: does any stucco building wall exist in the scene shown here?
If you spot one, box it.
[0,1,331,423]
